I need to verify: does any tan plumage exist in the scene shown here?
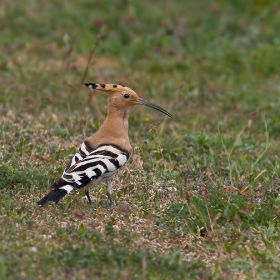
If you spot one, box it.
[85,84,135,155]
[37,83,172,206]
[85,83,172,154]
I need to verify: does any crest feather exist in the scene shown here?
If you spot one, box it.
[84,83,131,92]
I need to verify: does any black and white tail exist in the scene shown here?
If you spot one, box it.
[37,185,74,206]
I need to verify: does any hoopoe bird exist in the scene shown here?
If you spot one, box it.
[37,83,172,206]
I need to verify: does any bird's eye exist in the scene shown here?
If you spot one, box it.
[123,93,130,99]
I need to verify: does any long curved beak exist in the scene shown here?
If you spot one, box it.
[137,98,172,118]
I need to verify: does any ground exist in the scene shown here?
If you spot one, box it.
[1,0,280,279]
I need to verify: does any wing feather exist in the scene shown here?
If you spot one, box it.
[62,144,129,189]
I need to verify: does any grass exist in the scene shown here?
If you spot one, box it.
[1,0,280,279]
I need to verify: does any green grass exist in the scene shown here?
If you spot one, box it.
[1,0,280,279]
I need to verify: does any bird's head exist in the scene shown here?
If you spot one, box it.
[85,83,172,118]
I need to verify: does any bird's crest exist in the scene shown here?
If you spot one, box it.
[85,83,134,93]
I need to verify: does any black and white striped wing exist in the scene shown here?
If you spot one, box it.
[64,141,92,171]
[62,144,129,189]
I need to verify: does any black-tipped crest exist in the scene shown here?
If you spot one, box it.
[85,83,97,89]
[85,83,127,92]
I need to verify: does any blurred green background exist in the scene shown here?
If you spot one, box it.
[1,0,280,125]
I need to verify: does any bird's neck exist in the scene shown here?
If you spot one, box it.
[87,105,132,154]
[100,106,130,138]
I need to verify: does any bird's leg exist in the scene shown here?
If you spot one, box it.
[84,185,92,205]
[106,177,115,207]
